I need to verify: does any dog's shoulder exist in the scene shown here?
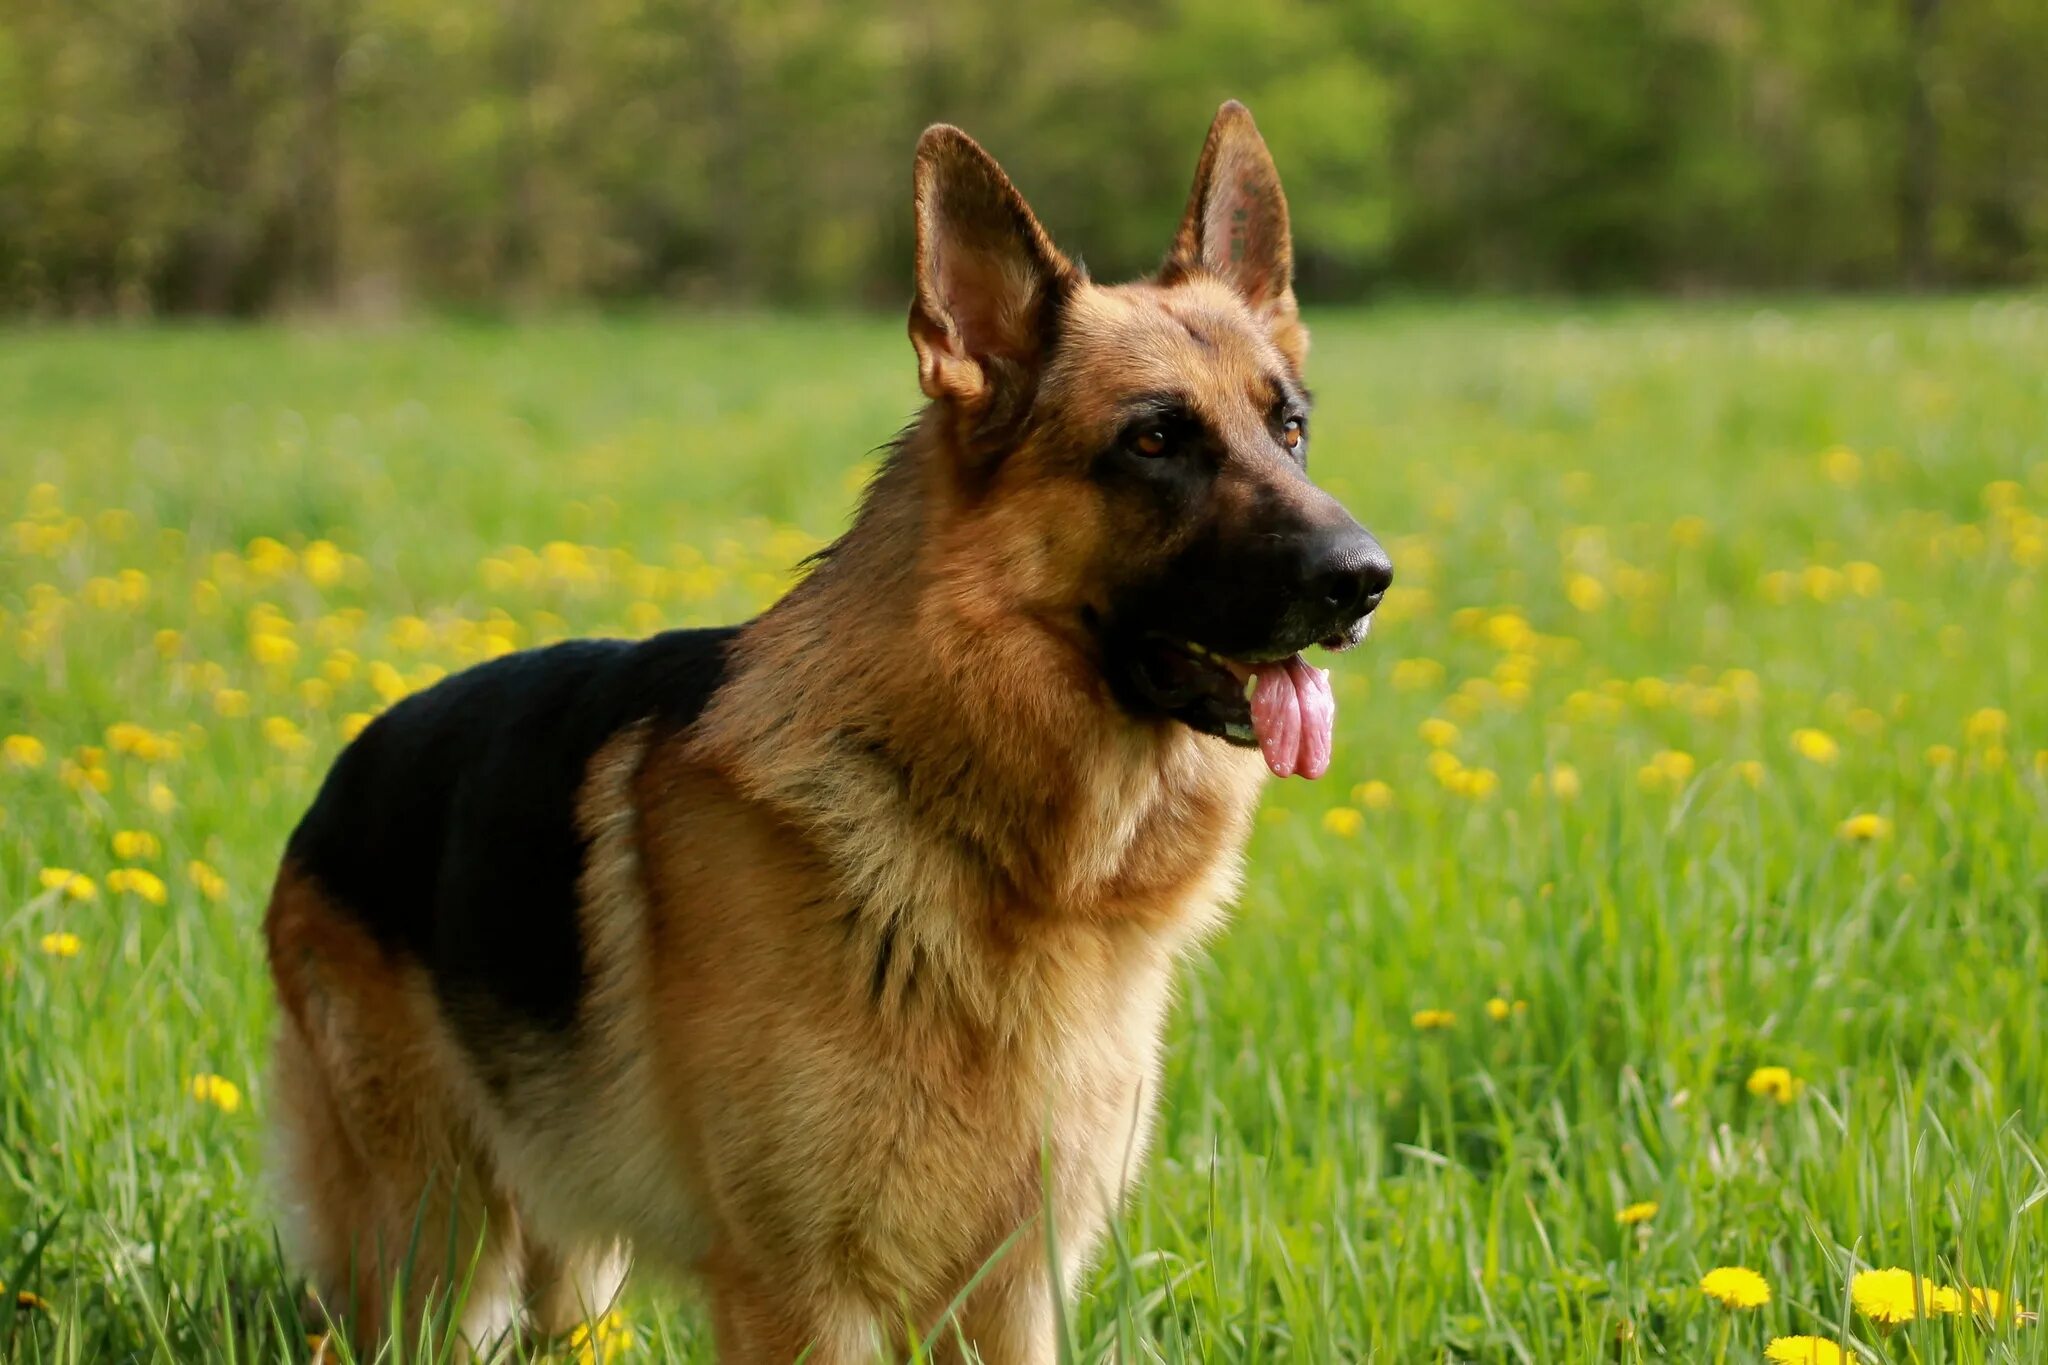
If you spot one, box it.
[285,625,741,1038]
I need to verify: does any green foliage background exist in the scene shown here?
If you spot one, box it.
[2,0,2045,314]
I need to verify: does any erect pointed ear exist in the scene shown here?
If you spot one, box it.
[1165,101,1306,370]
[909,125,1074,409]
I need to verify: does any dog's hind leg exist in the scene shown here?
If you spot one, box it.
[266,871,524,1357]
[521,1237,630,1341]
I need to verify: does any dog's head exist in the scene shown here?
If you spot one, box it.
[907,102,1391,779]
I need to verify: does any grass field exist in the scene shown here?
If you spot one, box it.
[2,299,2045,1364]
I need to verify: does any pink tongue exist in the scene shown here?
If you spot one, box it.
[1249,655,1334,780]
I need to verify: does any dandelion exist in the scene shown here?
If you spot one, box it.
[1735,760,1765,788]
[1836,813,1892,843]
[1925,743,1957,768]
[569,1308,631,1364]
[1351,779,1394,812]
[1616,1201,1658,1225]
[1853,1267,1958,1326]
[0,1280,50,1312]
[1411,1009,1456,1032]
[1700,1266,1771,1309]
[1746,1066,1804,1104]
[188,1073,243,1114]
[107,868,169,905]
[1961,1286,2029,1322]
[1419,717,1460,748]
[1542,764,1582,801]
[187,860,229,901]
[1964,707,2008,746]
[3,733,46,768]
[1457,767,1500,800]
[1652,749,1695,783]
[38,868,98,901]
[39,931,82,958]
[112,829,161,860]
[341,712,376,742]
[1485,997,1512,1022]
[1766,1336,1849,1365]
[263,716,312,756]
[1390,657,1445,692]
[1321,807,1363,838]
[1821,446,1863,487]
[214,688,252,718]
[303,539,346,587]
[1566,573,1608,612]
[1791,728,1839,765]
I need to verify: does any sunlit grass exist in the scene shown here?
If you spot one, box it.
[2,299,2045,1362]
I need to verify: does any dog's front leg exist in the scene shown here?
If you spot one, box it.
[931,1259,1061,1365]
[704,1263,878,1365]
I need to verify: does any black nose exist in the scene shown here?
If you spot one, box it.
[1303,523,1394,621]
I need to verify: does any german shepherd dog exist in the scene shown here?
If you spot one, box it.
[266,101,1391,1363]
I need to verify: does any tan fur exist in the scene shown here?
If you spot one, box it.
[268,103,1319,1363]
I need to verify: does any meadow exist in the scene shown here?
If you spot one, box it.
[1,299,2044,1363]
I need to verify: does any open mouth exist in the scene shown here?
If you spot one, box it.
[1120,624,1369,780]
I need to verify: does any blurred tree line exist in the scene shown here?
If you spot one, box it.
[1,0,2042,315]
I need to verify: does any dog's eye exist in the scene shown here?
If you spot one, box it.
[1281,417,1306,452]
[1131,429,1170,457]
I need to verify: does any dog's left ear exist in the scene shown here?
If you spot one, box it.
[910,125,1074,410]
[1165,101,1306,371]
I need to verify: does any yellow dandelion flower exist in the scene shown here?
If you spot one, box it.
[214,688,252,718]
[112,829,161,860]
[568,1308,631,1365]
[38,868,98,901]
[1419,717,1460,748]
[303,539,346,587]
[1791,728,1839,765]
[1745,1066,1804,1104]
[1766,1336,1848,1365]
[1836,812,1892,843]
[263,716,312,756]
[1652,749,1695,784]
[340,711,376,742]
[1566,573,1608,612]
[39,931,82,958]
[1699,1266,1771,1309]
[3,734,46,768]
[1543,764,1582,801]
[1853,1267,1956,1326]
[1411,1009,1457,1032]
[108,867,169,905]
[0,1280,51,1313]
[1964,707,2008,746]
[1485,997,1512,1022]
[1616,1201,1658,1225]
[1321,807,1363,838]
[1459,767,1500,800]
[1351,779,1394,812]
[187,860,228,901]
[1962,1285,2028,1322]
[1390,657,1445,692]
[188,1073,243,1114]
[1822,446,1863,487]
[1735,759,1765,788]
[1924,743,1957,768]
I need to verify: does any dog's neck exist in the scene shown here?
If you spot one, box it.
[691,414,1263,1023]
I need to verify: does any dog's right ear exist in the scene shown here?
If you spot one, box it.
[909,126,1073,410]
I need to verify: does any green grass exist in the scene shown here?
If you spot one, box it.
[2,299,2045,1363]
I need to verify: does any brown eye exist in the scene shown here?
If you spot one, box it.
[1132,429,1168,456]
[1281,417,1305,451]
